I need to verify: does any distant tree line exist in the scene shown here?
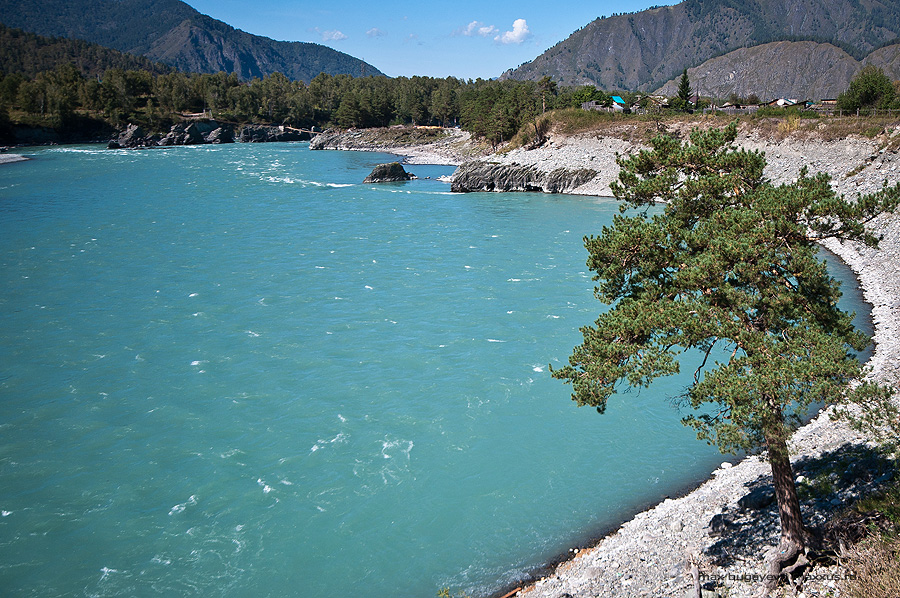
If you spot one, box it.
[0,55,638,145]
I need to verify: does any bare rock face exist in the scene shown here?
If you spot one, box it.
[109,121,233,148]
[450,161,597,193]
[158,121,234,146]
[363,162,413,183]
[108,123,157,148]
[239,125,309,142]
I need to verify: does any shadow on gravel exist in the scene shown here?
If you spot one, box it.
[704,442,897,568]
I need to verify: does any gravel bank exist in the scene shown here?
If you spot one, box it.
[309,126,491,165]
[0,152,29,165]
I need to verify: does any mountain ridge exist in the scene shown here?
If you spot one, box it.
[502,0,900,92]
[0,0,384,82]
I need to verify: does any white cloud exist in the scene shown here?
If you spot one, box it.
[460,21,498,37]
[495,19,531,44]
[366,28,386,38]
[315,28,348,42]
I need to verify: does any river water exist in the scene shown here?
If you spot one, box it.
[0,143,871,597]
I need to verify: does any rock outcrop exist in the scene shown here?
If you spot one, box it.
[159,121,234,145]
[450,161,597,194]
[238,125,310,143]
[108,121,233,148]
[363,162,413,183]
[107,123,158,148]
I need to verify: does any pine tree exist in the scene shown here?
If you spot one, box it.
[551,123,899,589]
[677,68,692,110]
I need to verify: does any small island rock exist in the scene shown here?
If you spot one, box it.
[363,162,414,183]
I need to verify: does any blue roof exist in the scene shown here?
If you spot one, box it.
[612,96,625,104]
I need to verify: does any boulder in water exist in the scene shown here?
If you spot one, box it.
[363,162,413,183]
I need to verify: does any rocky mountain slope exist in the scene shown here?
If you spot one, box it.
[502,0,900,92]
[653,40,900,100]
[0,0,383,82]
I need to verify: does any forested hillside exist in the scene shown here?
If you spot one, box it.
[0,0,384,82]
[0,25,173,79]
[503,0,900,91]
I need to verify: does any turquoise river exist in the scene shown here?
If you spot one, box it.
[0,143,871,597]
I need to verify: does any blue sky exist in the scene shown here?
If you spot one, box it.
[182,0,680,80]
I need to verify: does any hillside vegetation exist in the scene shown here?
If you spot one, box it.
[0,25,173,79]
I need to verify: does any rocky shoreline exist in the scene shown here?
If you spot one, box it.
[315,123,900,597]
[107,122,313,149]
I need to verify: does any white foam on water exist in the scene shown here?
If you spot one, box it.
[532,365,544,372]
[312,433,347,454]
[245,330,260,337]
[99,567,118,582]
[1,510,12,517]
[257,479,273,494]
[189,293,198,297]
[381,438,413,460]
[487,339,506,343]
[168,495,197,515]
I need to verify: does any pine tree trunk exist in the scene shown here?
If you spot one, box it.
[762,430,808,591]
